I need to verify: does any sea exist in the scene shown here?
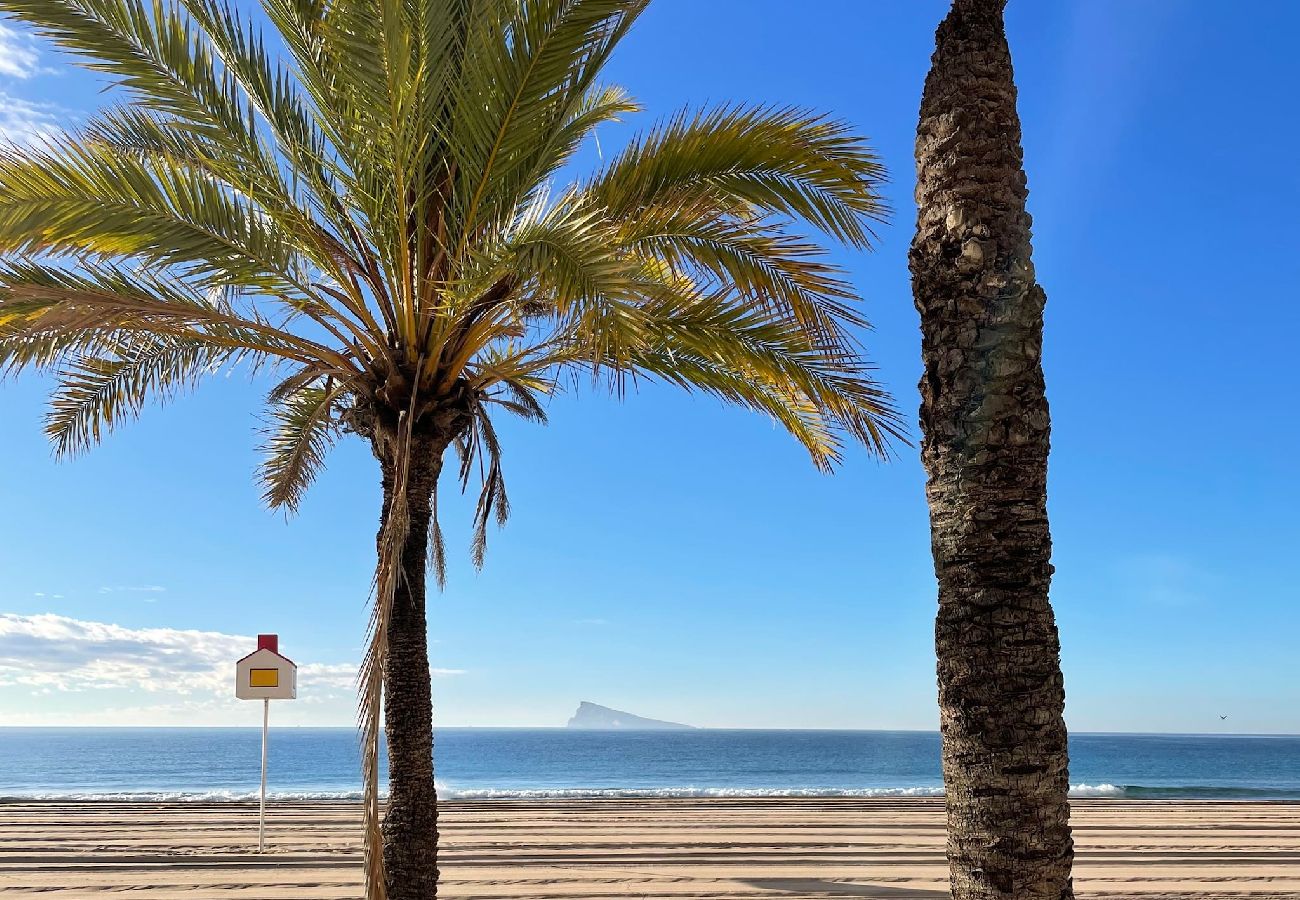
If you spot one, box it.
[2,728,1299,802]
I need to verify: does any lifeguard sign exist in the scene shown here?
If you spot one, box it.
[235,634,297,851]
[236,634,297,699]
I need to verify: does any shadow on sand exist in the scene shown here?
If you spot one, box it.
[741,879,947,898]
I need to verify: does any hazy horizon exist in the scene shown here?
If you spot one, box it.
[3,724,1299,737]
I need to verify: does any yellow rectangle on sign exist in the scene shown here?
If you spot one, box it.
[249,668,279,688]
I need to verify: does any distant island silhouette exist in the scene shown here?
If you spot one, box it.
[566,701,694,730]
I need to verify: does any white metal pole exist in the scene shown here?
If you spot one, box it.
[259,697,269,852]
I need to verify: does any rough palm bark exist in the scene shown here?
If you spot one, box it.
[370,407,468,900]
[909,2,1074,898]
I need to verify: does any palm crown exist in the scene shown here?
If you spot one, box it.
[0,0,901,894]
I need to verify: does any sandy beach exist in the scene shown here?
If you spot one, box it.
[1,798,1298,898]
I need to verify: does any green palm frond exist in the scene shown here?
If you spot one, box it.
[614,201,868,344]
[585,104,888,247]
[4,0,277,177]
[449,0,647,247]
[633,302,902,465]
[541,83,641,179]
[549,284,901,467]
[0,138,303,294]
[177,0,328,174]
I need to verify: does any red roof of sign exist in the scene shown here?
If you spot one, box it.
[236,634,295,666]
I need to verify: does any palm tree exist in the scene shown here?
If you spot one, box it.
[0,1,902,896]
[909,1,1074,897]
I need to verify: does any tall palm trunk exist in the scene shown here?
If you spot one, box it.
[373,432,446,900]
[909,2,1074,898]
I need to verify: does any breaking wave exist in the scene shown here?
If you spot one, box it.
[9,783,1296,802]
[0,789,375,802]
[444,786,948,799]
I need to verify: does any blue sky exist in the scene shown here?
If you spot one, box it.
[1,1,1298,732]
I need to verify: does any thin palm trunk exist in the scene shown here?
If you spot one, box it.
[910,2,1074,898]
[374,435,445,900]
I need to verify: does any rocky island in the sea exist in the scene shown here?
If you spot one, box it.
[566,701,694,730]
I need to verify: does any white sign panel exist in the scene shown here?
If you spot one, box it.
[236,635,297,700]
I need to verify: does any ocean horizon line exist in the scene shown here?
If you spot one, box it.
[2,725,1297,738]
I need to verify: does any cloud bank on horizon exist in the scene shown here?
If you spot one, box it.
[0,613,464,726]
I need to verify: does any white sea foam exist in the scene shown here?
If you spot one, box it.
[443,786,948,800]
[5,789,377,802]
[4,786,947,801]
[447,783,1128,799]
[4,783,1131,801]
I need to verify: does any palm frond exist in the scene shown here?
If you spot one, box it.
[79,107,371,330]
[585,104,888,248]
[457,398,510,568]
[632,288,903,463]
[0,137,305,295]
[2,0,277,178]
[259,380,344,511]
[46,333,231,455]
[485,374,551,424]
[177,0,330,182]
[434,191,646,385]
[613,200,868,345]
[0,258,355,373]
[501,283,904,467]
[448,0,647,253]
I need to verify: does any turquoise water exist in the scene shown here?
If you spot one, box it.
[1,728,1298,801]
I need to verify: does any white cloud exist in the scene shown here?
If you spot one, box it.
[297,661,358,691]
[99,585,167,603]
[0,23,68,146]
[0,613,466,702]
[0,613,246,694]
[0,23,40,79]
[0,91,61,146]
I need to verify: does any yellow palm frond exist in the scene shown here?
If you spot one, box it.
[0,138,302,294]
